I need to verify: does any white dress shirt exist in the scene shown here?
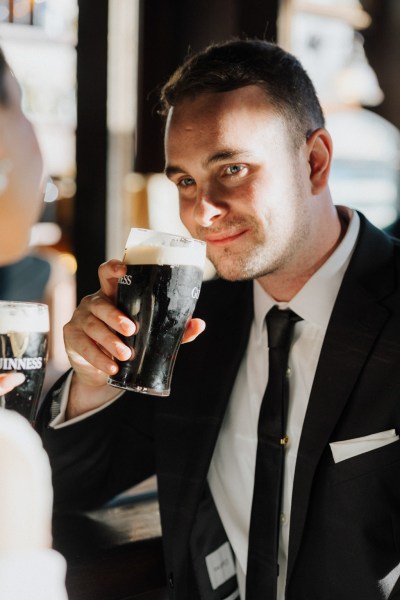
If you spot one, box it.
[207,208,360,599]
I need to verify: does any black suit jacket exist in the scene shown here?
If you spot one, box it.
[39,214,400,600]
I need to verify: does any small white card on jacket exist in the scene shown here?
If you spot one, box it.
[205,541,236,590]
[330,429,399,463]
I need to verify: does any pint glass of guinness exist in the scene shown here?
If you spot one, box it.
[0,301,49,424]
[108,228,206,396]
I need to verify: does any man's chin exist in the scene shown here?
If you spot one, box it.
[213,264,260,283]
[212,257,277,282]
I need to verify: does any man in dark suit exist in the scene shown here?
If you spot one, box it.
[38,40,400,600]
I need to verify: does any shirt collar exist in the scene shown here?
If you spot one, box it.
[253,207,360,334]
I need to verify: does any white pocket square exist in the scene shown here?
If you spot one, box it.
[330,429,399,463]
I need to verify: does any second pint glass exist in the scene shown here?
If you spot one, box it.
[108,228,206,396]
[0,301,49,424]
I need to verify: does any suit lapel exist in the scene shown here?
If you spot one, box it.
[287,217,395,580]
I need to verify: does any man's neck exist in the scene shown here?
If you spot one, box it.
[257,206,350,302]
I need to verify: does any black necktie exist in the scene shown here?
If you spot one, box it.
[246,306,302,600]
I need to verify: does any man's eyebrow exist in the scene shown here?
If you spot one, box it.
[205,149,249,166]
[165,149,250,178]
[164,164,184,178]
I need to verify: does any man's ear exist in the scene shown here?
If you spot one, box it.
[306,128,333,194]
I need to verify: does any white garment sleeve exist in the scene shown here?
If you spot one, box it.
[0,410,68,599]
[49,371,124,429]
[0,549,68,600]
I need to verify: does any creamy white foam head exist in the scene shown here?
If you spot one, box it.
[0,302,49,333]
[124,229,206,269]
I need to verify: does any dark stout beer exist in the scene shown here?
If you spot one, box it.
[0,302,49,424]
[108,230,205,396]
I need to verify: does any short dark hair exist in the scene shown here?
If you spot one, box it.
[160,38,325,148]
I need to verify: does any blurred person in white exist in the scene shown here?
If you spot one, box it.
[0,48,68,599]
[0,410,67,600]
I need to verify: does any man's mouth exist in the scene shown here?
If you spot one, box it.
[203,229,249,246]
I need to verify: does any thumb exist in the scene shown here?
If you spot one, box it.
[182,318,206,344]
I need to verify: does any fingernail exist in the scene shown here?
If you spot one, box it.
[120,319,135,336]
[12,373,25,385]
[116,343,132,360]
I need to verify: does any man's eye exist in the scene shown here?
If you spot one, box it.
[225,164,244,175]
[178,177,195,187]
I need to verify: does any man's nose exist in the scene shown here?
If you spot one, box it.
[194,190,226,227]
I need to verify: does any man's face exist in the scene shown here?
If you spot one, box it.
[165,85,314,282]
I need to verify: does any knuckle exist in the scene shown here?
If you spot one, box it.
[98,262,108,277]
[83,313,102,336]
[80,292,98,307]
[63,318,80,339]
[90,294,106,309]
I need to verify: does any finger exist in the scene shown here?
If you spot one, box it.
[65,316,132,373]
[182,318,206,343]
[98,259,126,298]
[66,344,117,384]
[0,372,25,395]
[82,292,136,338]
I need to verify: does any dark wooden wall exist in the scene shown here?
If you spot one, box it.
[134,0,279,173]
[75,0,108,299]
[361,0,400,131]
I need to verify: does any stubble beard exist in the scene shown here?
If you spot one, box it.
[209,218,310,283]
[208,237,283,282]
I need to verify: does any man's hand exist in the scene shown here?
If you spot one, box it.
[63,259,205,419]
[64,260,136,389]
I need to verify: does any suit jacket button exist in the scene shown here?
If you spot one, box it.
[168,572,174,588]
